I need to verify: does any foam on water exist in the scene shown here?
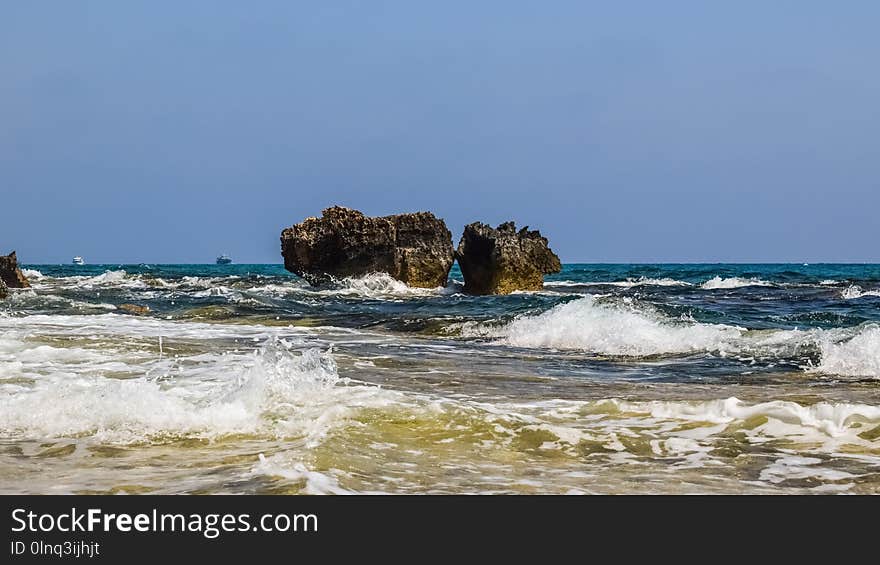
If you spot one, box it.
[841,285,880,299]
[251,453,352,494]
[700,276,774,290]
[0,312,286,340]
[816,325,880,378]
[6,263,880,493]
[0,289,117,313]
[619,396,880,437]
[211,391,880,493]
[475,296,744,356]
[79,270,133,287]
[467,295,880,377]
[0,337,394,444]
[313,272,459,299]
[545,278,691,288]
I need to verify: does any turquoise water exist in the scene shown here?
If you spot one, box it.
[1,263,879,493]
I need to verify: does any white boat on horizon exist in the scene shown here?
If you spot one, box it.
[216,254,232,265]
[72,256,85,265]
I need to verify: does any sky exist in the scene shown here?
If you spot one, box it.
[1,1,878,263]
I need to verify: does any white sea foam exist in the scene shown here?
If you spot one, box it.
[700,276,774,290]
[21,269,44,280]
[758,456,857,485]
[815,325,880,378]
[312,272,459,299]
[483,395,880,482]
[476,296,744,356]
[607,277,691,287]
[32,269,152,291]
[465,295,880,377]
[0,337,395,444]
[545,277,691,288]
[841,285,880,300]
[621,396,880,437]
[0,290,117,312]
[251,453,352,494]
[81,270,130,286]
[0,312,288,340]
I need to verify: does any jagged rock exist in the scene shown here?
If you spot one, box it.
[0,278,6,299]
[456,221,562,295]
[281,206,454,288]
[0,251,30,289]
[118,304,151,316]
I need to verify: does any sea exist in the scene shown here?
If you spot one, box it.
[1,263,879,494]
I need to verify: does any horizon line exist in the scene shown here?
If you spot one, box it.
[18,260,880,266]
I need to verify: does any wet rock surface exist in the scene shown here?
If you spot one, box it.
[118,303,151,316]
[456,221,561,295]
[281,206,454,288]
[0,251,30,289]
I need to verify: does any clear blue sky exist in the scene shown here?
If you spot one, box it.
[2,2,878,263]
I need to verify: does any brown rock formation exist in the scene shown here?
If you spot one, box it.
[280,206,454,288]
[118,304,151,316]
[0,251,30,289]
[456,222,561,295]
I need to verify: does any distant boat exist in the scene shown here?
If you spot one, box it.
[72,256,85,265]
[216,254,232,265]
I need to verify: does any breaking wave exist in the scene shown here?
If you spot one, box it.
[700,276,774,290]
[465,295,880,377]
[312,273,460,299]
[815,325,880,378]
[0,337,394,444]
[468,296,744,356]
[841,285,880,300]
[545,278,691,288]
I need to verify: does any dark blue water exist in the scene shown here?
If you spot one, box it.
[16,262,880,331]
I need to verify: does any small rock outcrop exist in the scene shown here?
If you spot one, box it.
[118,304,151,316]
[0,278,7,299]
[281,206,454,288]
[456,222,562,295]
[0,251,30,289]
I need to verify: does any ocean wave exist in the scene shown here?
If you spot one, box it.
[545,277,691,288]
[464,295,880,377]
[0,289,118,312]
[49,271,460,300]
[310,273,460,299]
[0,338,393,444]
[30,269,153,291]
[815,325,880,378]
[467,296,744,356]
[80,270,132,287]
[841,285,880,300]
[21,269,44,280]
[0,312,303,342]
[700,276,774,290]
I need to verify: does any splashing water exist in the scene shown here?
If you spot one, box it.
[3,262,880,493]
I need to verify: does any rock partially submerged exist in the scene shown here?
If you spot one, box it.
[118,303,151,316]
[281,206,454,288]
[0,251,30,289]
[456,222,561,295]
